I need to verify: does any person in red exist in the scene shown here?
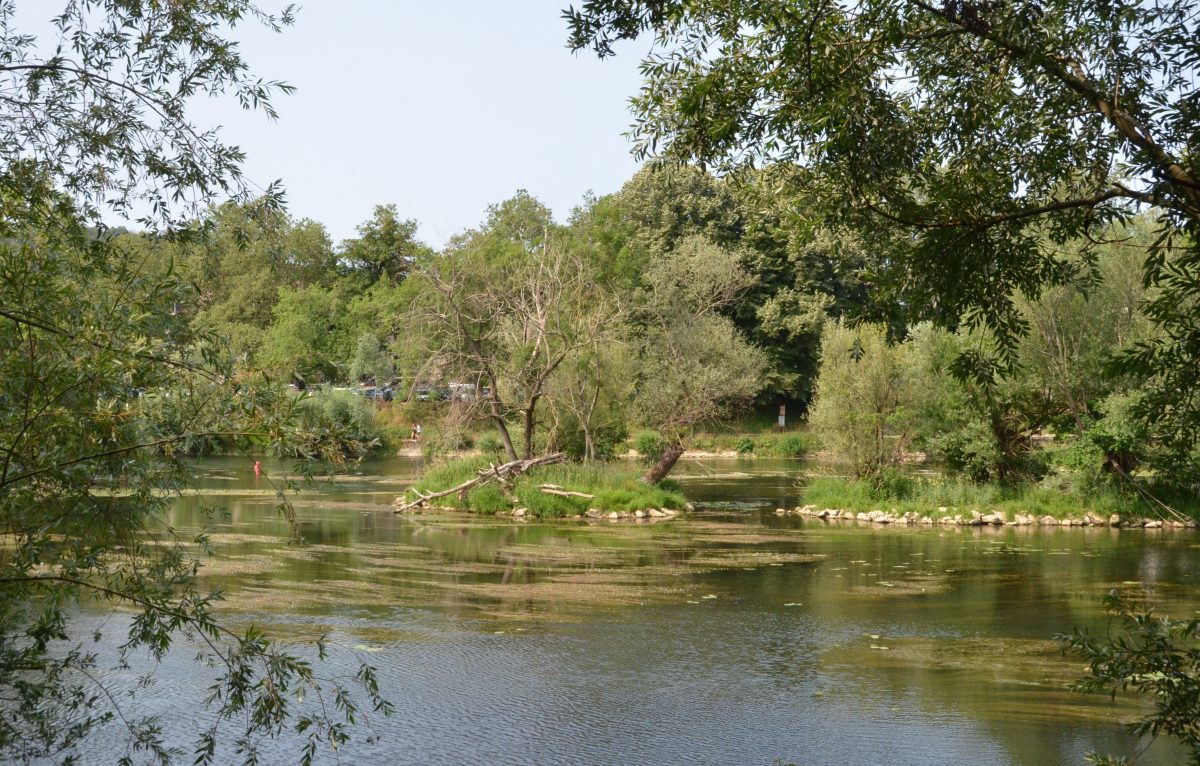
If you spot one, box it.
[254,460,262,477]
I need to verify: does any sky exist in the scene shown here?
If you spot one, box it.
[179,1,651,247]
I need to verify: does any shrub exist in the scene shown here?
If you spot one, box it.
[735,436,755,454]
[633,430,665,459]
[809,321,916,477]
[770,432,815,458]
[282,389,380,458]
[868,468,915,501]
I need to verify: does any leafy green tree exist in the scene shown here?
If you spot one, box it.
[170,201,339,362]
[340,204,431,285]
[349,332,395,386]
[0,3,387,762]
[574,166,869,404]
[397,192,619,461]
[566,0,1200,477]
[630,235,767,482]
[809,321,917,479]
[259,285,344,384]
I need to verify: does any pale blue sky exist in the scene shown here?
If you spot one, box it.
[187,1,649,246]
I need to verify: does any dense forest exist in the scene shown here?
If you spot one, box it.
[113,165,1193,514]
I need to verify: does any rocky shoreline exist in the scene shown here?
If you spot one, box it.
[780,505,1196,529]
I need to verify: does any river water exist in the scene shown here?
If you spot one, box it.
[74,456,1199,765]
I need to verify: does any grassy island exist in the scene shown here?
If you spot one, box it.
[399,456,688,518]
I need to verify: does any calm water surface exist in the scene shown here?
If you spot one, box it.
[77,457,1200,764]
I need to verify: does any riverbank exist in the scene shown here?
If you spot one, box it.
[781,504,1196,529]
[797,475,1200,527]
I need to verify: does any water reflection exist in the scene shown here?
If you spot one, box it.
[68,456,1199,764]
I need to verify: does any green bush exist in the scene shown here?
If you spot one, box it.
[771,432,814,458]
[557,419,628,461]
[467,483,510,514]
[632,430,665,459]
[735,437,755,455]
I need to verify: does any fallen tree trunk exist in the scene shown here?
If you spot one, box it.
[540,488,594,499]
[393,453,565,513]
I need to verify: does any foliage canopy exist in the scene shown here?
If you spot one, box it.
[0,3,388,763]
[565,0,1200,475]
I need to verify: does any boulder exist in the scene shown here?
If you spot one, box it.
[648,508,666,518]
[775,508,787,515]
[1108,513,1121,527]
[606,511,620,520]
[1038,515,1059,526]
[634,509,645,518]
[1144,520,1163,529]
[512,508,526,518]
[856,512,870,522]
[585,508,602,519]
[920,515,933,525]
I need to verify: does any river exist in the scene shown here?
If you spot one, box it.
[72,456,1198,764]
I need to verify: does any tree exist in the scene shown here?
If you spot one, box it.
[565,0,1200,478]
[340,204,431,285]
[575,166,868,404]
[258,284,344,384]
[0,3,387,763]
[403,220,612,462]
[630,235,767,482]
[809,321,917,479]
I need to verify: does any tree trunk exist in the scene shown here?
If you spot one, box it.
[522,406,535,461]
[582,385,599,462]
[486,394,518,462]
[642,441,685,484]
[521,391,543,461]
[493,417,518,462]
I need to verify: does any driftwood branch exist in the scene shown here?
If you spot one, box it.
[540,487,595,499]
[393,453,565,513]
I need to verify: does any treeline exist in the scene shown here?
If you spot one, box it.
[119,168,860,400]
[119,168,1194,494]
[119,167,867,473]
